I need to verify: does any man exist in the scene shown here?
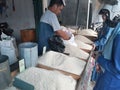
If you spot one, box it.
[38,0,71,55]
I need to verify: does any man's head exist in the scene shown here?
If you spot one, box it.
[48,0,66,15]
[99,9,110,21]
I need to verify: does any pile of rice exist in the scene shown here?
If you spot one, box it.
[16,67,77,90]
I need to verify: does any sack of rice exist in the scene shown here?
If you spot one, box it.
[14,67,77,90]
[64,44,89,61]
[38,51,86,78]
[37,64,80,80]
[77,29,98,37]
[75,35,93,44]
[75,40,93,53]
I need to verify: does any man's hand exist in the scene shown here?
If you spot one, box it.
[96,64,101,72]
[92,43,96,50]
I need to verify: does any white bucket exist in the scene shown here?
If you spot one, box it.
[19,42,38,68]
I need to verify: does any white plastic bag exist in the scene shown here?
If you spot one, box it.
[0,37,18,65]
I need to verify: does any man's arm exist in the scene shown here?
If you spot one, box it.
[55,30,71,40]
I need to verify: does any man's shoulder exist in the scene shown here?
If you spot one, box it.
[44,10,56,17]
[40,10,58,24]
[41,10,56,20]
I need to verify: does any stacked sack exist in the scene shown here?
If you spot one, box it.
[61,26,98,61]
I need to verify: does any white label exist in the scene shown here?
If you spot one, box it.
[42,46,46,55]
[19,59,25,72]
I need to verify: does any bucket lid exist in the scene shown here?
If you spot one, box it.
[0,55,8,63]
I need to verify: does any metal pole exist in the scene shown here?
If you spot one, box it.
[86,0,91,29]
[75,0,80,26]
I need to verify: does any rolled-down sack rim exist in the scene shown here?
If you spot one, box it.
[75,35,94,44]
[77,29,98,37]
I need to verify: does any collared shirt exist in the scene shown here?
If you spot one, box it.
[40,10,61,31]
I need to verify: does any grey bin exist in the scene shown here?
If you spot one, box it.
[0,55,11,90]
[19,42,38,68]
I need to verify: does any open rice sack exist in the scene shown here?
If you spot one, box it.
[38,51,86,78]
[75,40,93,53]
[13,67,77,90]
[77,29,98,41]
[64,44,90,61]
[75,35,94,44]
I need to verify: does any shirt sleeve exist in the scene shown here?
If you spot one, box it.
[94,27,113,46]
[40,10,61,31]
[49,14,61,31]
[97,34,120,75]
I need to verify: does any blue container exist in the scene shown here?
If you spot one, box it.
[19,42,38,68]
[0,55,11,90]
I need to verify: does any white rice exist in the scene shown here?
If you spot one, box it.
[38,51,86,75]
[16,67,77,90]
[64,44,90,61]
